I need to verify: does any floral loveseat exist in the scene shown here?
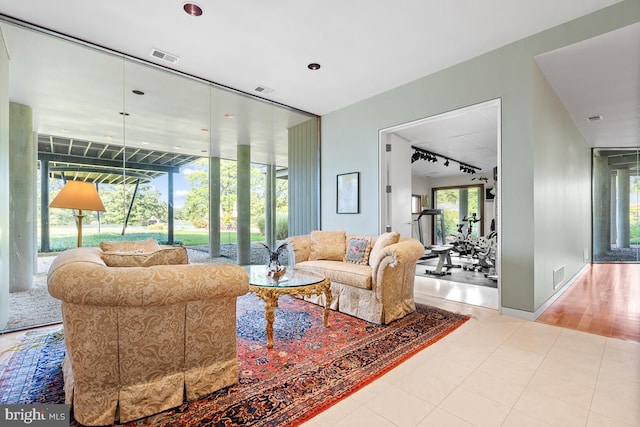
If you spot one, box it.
[287,231,424,324]
[47,239,249,426]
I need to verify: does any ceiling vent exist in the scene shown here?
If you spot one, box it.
[150,48,179,64]
[254,85,275,95]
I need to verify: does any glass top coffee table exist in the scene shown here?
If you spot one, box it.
[244,265,331,349]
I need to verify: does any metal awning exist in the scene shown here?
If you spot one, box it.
[38,134,201,184]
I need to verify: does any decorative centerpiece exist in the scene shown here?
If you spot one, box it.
[260,242,287,278]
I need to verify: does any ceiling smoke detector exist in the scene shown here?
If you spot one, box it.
[150,48,180,64]
[254,85,275,95]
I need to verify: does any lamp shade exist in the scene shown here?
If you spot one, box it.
[49,180,106,212]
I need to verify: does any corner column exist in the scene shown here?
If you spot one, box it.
[592,156,611,257]
[237,145,251,265]
[9,102,35,292]
[209,156,221,258]
[616,168,630,248]
[265,164,276,249]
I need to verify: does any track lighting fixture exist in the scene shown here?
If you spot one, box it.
[412,146,479,174]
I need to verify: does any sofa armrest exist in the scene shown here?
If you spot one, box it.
[370,238,424,291]
[48,263,249,306]
[286,235,311,266]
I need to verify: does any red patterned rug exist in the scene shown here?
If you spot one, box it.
[0,294,469,426]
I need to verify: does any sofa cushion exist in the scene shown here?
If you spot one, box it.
[102,246,188,267]
[343,236,372,265]
[309,230,346,261]
[368,231,400,270]
[297,260,372,290]
[100,238,160,253]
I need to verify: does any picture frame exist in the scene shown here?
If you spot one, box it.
[337,172,360,214]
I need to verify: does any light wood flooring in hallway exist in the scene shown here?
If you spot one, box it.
[537,263,640,342]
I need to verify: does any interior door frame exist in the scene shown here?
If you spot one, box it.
[378,99,502,310]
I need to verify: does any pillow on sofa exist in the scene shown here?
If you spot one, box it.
[344,237,372,265]
[309,230,346,261]
[99,238,160,253]
[368,231,400,268]
[102,246,189,267]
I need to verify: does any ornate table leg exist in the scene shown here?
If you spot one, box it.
[251,287,279,349]
[322,279,331,328]
[264,289,278,349]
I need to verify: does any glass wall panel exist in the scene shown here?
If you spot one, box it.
[122,59,211,247]
[0,22,127,251]
[1,15,318,332]
[592,148,640,262]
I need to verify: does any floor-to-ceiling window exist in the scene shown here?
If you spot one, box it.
[1,17,319,331]
[432,184,484,245]
[592,148,640,263]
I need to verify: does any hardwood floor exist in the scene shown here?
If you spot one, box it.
[537,263,640,342]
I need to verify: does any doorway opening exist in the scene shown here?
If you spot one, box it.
[378,99,501,309]
[592,148,640,263]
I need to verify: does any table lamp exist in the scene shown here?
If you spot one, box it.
[49,180,106,247]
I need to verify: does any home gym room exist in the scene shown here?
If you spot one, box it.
[381,99,500,309]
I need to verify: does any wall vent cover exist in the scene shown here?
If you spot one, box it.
[150,49,179,64]
[553,265,565,289]
[254,85,275,95]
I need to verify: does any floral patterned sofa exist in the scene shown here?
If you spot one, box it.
[287,231,424,324]
[47,240,249,426]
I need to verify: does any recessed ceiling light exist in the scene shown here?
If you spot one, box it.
[183,2,203,16]
[307,63,321,70]
[224,113,235,119]
[132,90,144,95]
[587,115,603,121]
[174,145,181,149]
[104,135,113,140]
[60,128,71,133]
[141,141,150,145]
[201,149,207,153]
[200,128,209,132]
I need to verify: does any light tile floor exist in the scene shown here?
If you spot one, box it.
[302,276,640,427]
[1,276,638,426]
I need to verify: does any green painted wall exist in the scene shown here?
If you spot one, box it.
[320,1,640,315]
[532,65,592,309]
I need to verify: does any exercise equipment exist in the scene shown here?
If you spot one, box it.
[415,208,445,247]
[423,245,458,276]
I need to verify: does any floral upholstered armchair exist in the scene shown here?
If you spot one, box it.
[47,240,249,426]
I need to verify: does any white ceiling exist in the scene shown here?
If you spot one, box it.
[400,100,499,179]
[0,0,637,176]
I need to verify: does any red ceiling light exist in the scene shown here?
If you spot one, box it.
[183,3,203,16]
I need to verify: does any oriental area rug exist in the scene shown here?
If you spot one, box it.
[0,294,469,426]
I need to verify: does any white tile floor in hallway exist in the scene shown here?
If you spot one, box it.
[301,277,640,427]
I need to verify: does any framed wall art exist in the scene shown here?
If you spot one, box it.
[337,172,359,214]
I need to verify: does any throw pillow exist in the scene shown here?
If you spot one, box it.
[99,238,160,253]
[344,237,372,265]
[368,231,400,267]
[102,246,189,267]
[309,230,346,261]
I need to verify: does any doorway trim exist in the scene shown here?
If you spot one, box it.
[378,98,502,310]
